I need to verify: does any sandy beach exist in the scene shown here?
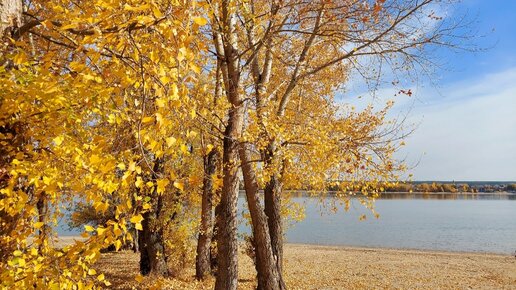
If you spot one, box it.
[93,243,516,289]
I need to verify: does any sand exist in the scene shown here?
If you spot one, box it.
[94,244,516,289]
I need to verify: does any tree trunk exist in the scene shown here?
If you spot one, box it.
[214,1,242,288]
[36,191,47,253]
[215,106,243,290]
[196,149,217,280]
[263,143,285,287]
[239,144,284,290]
[139,208,168,276]
[139,158,169,276]
[264,174,283,279]
[132,227,139,253]
[211,201,221,272]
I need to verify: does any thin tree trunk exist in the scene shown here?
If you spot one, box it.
[139,158,169,276]
[132,227,139,253]
[196,149,217,280]
[36,191,47,253]
[239,144,283,290]
[211,200,221,272]
[263,143,286,288]
[264,174,283,277]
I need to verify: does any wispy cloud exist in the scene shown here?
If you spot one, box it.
[396,67,516,181]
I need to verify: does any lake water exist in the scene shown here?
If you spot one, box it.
[58,192,516,254]
[238,193,516,254]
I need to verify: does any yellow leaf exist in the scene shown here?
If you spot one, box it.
[206,144,214,154]
[135,223,143,231]
[187,131,198,138]
[152,6,163,18]
[13,250,22,257]
[97,227,107,235]
[107,114,116,124]
[193,17,208,26]
[135,274,144,283]
[142,116,154,123]
[113,226,123,237]
[84,225,94,232]
[34,222,44,229]
[181,144,189,154]
[156,97,166,108]
[124,4,150,11]
[53,136,64,146]
[135,177,143,188]
[97,274,105,281]
[43,176,52,185]
[115,240,122,251]
[60,23,78,30]
[156,178,169,194]
[173,181,184,191]
[89,154,101,165]
[130,214,144,224]
[166,137,176,147]
[18,258,26,267]
[190,64,201,74]
[88,269,97,275]
[128,161,136,172]
[117,163,126,170]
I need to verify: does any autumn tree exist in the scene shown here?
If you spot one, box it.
[1,0,205,287]
[200,0,470,289]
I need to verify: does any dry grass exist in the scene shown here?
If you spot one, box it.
[93,244,516,289]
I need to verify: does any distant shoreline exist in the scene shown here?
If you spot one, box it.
[379,191,516,195]
[274,190,516,197]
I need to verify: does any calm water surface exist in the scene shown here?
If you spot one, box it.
[238,193,516,254]
[59,193,516,254]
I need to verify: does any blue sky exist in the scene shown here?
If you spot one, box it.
[346,0,516,181]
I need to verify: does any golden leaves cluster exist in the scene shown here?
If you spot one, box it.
[1,0,207,288]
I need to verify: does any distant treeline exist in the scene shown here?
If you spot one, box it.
[366,182,516,193]
[241,182,516,193]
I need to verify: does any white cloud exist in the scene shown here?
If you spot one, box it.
[395,67,516,181]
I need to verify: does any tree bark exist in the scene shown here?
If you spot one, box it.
[196,149,217,280]
[261,141,286,289]
[215,106,243,290]
[211,200,222,272]
[139,158,169,276]
[132,226,139,253]
[0,0,22,37]
[264,173,283,279]
[214,1,242,289]
[36,191,47,253]
[240,144,284,290]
